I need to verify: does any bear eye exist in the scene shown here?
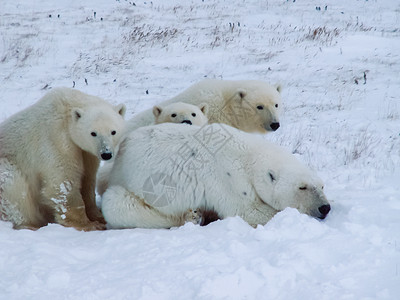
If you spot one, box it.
[275,104,279,108]
[192,113,196,117]
[171,113,177,118]
[256,105,264,110]
[299,186,307,190]
[111,130,116,135]
[91,132,97,137]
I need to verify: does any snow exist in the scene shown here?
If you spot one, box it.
[1,0,399,299]
[50,182,71,219]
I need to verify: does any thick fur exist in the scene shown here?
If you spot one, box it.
[128,79,282,134]
[0,88,126,231]
[153,102,208,126]
[96,102,208,196]
[97,79,282,195]
[101,123,330,229]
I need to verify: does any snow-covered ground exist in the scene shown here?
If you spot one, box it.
[1,0,399,299]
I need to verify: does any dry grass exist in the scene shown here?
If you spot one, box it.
[304,26,341,45]
[1,35,40,66]
[343,129,380,165]
[123,25,179,47]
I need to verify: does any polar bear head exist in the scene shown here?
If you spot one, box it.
[224,81,282,133]
[250,145,330,219]
[69,104,126,161]
[153,102,208,126]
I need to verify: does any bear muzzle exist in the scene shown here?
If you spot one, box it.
[181,120,193,125]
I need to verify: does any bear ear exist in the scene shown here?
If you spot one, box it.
[274,84,282,94]
[198,103,209,115]
[72,108,84,121]
[115,104,126,117]
[152,106,163,118]
[235,89,247,102]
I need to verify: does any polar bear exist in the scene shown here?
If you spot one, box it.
[153,102,208,126]
[0,88,126,231]
[101,123,330,229]
[127,79,282,134]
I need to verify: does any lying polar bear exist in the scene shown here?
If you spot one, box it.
[101,123,330,229]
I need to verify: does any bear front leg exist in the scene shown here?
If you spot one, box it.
[80,151,106,224]
[43,179,106,231]
[241,201,279,227]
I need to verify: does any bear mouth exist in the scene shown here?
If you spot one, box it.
[181,120,192,125]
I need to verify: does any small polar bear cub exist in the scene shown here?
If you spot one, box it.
[153,102,208,126]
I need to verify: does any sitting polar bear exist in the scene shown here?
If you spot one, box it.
[0,88,126,231]
[101,123,330,229]
[153,102,208,126]
[127,79,282,134]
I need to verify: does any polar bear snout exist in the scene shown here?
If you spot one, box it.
[181,120,193,125]
[98,137,115,161]
[318,204,331,219]
[269,122,280,131]
[100,152,113,161]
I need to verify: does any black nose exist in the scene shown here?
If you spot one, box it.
[318,204,331,219]
[270,122,280,131]
[101,152,112,161]
[181,120,192,125]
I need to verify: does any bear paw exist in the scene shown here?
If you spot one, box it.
[77,220,106,231]
[183,209,203,225]
[86,208,107,224]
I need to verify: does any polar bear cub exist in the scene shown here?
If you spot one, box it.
[101,123,331,229]
[153,102,208,126]
[0,88,126,231]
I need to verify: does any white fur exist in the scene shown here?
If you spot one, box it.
[128,79,282,134]
[153,102,208,126]
[97,102,208,196]
[97,79,282,194]
[0,88,126,230]
[101,123,330,229]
